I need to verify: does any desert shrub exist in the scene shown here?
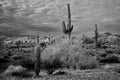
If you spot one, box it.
[97,50,107,58]
[105,48,114,54]
[66,49,98,70]
[67,43,98,69]
[104,45,120,55]
[0,36,6,50]
[110,45,120,54]
[10,49,35,70]
[20,58,34,70]
[3,65,26,75]
[41,43,67,74]
[77,56,98,69]
[85,43,95,49]
[113,65,120,73]
[104,32,112,36]
[107,35,120,45]
[8,43,35,66]
[41,55,64,74]
[11,55,34,70]
[3,65,32,77]
[5,42,36,71]
[84,36,94,44]
[103,64,120,73]
[40,39,99,73]
[100,54,120,63]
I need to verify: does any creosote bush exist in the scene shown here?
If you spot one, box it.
[66,49,98,70]
[11,54,34,70]
[41,43,66,74]
[40,39,98,74]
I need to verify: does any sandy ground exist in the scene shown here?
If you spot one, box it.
[0,69,120,80]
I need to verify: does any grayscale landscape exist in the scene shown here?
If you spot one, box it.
[0,0,120,80]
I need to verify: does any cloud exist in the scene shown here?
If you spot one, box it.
[1,0,120,37]
[100,17,115,22]
[104,24,120,32]
[25,25,59,32]
[103,19,120,33]
[0,16,59,37]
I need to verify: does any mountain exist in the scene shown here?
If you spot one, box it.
[0,0,120,37]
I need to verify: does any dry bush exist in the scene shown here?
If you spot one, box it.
[4,65,25,75]
[3,65,33,77]
[100,54,120,63]
[96,45,120,56]
[41,41,67,74]
[40,39,98,73]
[103,64,120,73]
[10,50,35,70]
[0,36,6,50]
[113,65,120,73]
[11,56,34,70]
[66,49,98,70]
[110,45,120,54]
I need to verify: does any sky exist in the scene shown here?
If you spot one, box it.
[0,0,120,37]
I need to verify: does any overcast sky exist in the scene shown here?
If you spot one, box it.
[0,0,120,36]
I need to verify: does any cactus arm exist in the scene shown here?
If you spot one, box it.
[62,21,67,34]
[68,3,71,20]
[67,3,71,30]
[69,25,73,32]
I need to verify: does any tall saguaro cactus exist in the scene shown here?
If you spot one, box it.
[62,3,73,40]
[94,24,99,49]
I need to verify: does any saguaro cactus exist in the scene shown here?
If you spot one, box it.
[94,24,99,49]
[62,3,73,40]
[82,34,85,48]
[36,33,39,43]
[15,40,21,51]
[47,33,51,44]
[34,43,41,77]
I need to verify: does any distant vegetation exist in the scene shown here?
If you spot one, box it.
[1,28,120,76]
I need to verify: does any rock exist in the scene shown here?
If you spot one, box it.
[3,65,26,76]
[53,70,68,75]
[103,64,114,70]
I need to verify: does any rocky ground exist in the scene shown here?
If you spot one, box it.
[0,69,120,80]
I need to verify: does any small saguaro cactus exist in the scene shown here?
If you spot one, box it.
[15,40,22,51]
[47,33,51,44]
[82,33,85,48]
[62,3,73,40]
[34,43,42,77]
[36,32,39,43]
[94,24,99,49]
